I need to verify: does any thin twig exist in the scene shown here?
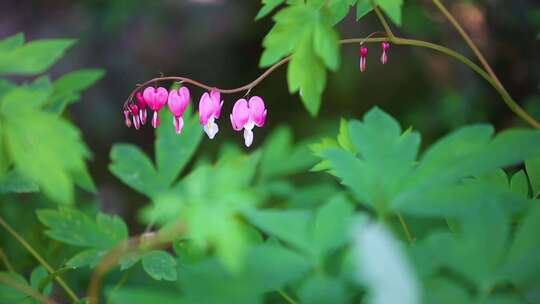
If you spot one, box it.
[277,289,298,304]
[0,247,15,272]
[0,271,58,304]
[397,214,414,243]
[0,216,80,303]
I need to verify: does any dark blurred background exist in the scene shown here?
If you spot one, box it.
[1,0,539,226]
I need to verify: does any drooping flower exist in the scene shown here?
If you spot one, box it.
[199,90,223,139]
[123,109,132,128]
[136,92,148,125]
[130,104,140,130]
[381,42,390,65]
[359,46,368,72]
[167,87,190,134]
[230,96,267,147]
[143,87,169,128]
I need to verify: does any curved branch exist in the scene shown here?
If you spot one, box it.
[124,36,540,128]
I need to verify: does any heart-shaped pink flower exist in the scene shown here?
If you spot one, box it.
[230,96,267,147]
[143,87,169,128]
[198,90,223,139]
[167,87,190,134]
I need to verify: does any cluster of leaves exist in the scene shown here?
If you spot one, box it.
[257,0,402,116]
[0,33,104,204]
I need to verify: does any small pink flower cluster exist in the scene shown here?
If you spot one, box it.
[124,87,267,147]
[359,42,390,72]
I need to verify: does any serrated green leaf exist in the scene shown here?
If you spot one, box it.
[255,0,286,20]
[37,208,128,249]
[66,249,106,268]
[141,250,178,281]
[30,266,52,296]
[109,144,161,198]
[287,35,326,116]
[0,39,76,75]
[313,23,340,70]
[376,0,403,25]
[0,170,39,193]
[4,109,89,204]
[356,0,373,20]
[47,69,105,113]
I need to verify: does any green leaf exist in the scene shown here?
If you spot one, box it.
[0,272,29,303]
[287,35,326,116]
[141,250,178,281]
[376,0,403,25]
[109,144,161,198]
[255,0,286,20]
[0,39,76,75]
[37,208,128,249]
[245,208,313,253]
[0,170,39,193]
[525,155,540,197]
[356,0,373,20]
[4,109,90,204]
[108,287,183,304]
[47,69,105,113]
[312,194,354,258]
[30,266,52,296]
[422,278,470,304]
[298,275,347,304]
[0,33,24,52]
[313,23,340,70]
[66,249,106,268]
[505,204,540,288]
[510,170,529,197]
[321,107,420,213]
[155,106,202,186]
[259,126,316,179]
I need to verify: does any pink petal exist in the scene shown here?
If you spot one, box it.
[124,110,132,128]
[155,87,169,109]
[173,116,184,134]
[152,111,160,128]
[168,89,189,117]
[139,109,147,125]
[143,87,157,110]
[198,92,213,125]
[248,96,266,127]
[136,92,147,109]
[231,99,249,131]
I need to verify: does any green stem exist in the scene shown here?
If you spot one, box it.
[0,273,57,304]
[0,247,15,272]
[0,216,80,303]
[371,3,396,40]
[430,0,540,129]
[277,289,298,304]
[397,214,414,243]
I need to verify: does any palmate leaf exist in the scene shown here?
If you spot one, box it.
[47,69,105,114]
[318,107,540,217]
[110,105,202,198]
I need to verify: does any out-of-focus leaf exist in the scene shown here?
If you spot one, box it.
[356,0,373,20]
[47,69,105,113]
[255,0,286,20]
[0,272,29,304]
[298,275,347,304]
[0,39,75,75]
[108,287,183,304]
[376,0,403,25]
[29,266,52,296]
[4,108,90,204]
[0,170,39,193]
[141,250,178,281]
[510,170,529,197]
[0,33,25,52]
[354,221,420,304]
[66,249,107,268]
[313,23,340,70]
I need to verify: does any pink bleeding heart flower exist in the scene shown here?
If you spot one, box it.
[230,96,267,147]
[381,42,390,65]
[123,110,132,128]
[143,86,169,128]
[130,104,141,130]
[359,46,368,72]
[136,92,148,125]
[199,90,223,139]
[167,87,190,134]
